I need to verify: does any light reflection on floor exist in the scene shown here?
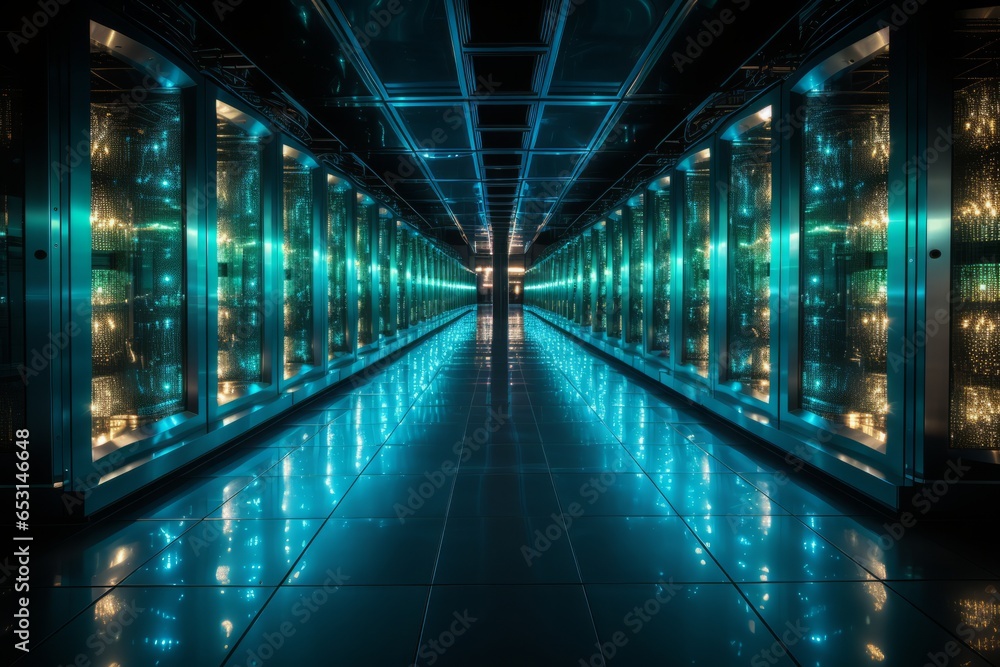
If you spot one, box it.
[17,306,1000,666]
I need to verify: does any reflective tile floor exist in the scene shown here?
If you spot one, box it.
[9,307,1000,666]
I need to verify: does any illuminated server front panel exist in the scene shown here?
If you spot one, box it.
[411,237,425,325]
[568,238,580,324]
[282,148,316,381]
[594,221,608,334]
[608,213,624,341]
[799,39,890,445]
[397,223,410,333]
[649,180,671,361]
[949,12,1000,450]
[90,37,185,455]
[378,210,393,338]
[356,193,375,349]
[524,9,1000,507]
[681,151,712,379]
[328,175,352,360]
[581,229,593,328]
[0,16,478,514]
[424,242,436,319]
[626,194,645,349]
[1,69,25,446]
[216,107,266,404]
[724,110,774,403]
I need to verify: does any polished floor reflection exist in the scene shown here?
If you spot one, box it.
[14,307,1000,666]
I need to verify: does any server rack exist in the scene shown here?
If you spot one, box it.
[1,7,477,515]
[355,191,377,351]
[211,98,277,421]
[378,207,395,341]
[396,221,411,333]
[713,94,781,420]
[624,193,645,352]
[525,5,1000,508]
[781,22,904,479]
[922,5,1000,475]
[280,144,322,385]
[77,17,205,477]
[676,146,714,384]
[645,177,672,366]
[581,227,593,329]
[607,210,624,342]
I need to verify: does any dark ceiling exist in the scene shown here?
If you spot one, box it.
[126,0,885,253]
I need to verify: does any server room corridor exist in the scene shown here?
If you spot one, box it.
[10,306,999,666]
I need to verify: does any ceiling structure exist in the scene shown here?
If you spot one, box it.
[141,0,885,254]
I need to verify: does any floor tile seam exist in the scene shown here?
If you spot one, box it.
[23,312,478,664]
[355,320,473,478]
[411,328,483,665]
[20,510,245,660]
[219,319,470,666]
[524,311,804,665]
[518,316,615,656]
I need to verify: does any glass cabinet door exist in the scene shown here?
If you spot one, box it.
[356,193,375,348]
[553,257,559,314]
[570,239,581,324]
[595,222,608,333]
[627,195,645,347]
[450,261,459,311]
[216,109,265,404]
[650,186,671,360]
[682,152,712,378]
[427,243,434,320]
[950,14,1000,449]
[378,212,393,338]
[90,41,185,453]
[560,247,567,319]
[435,252,443,317]
[426,249,434,319]
[445,255,452,310]
[581,231,593,328]
[559,252,565,317]
[423,247,432,320]
[421,240,429,324]
[800,41,890,443]
[448,257,455,311]
[418,241,428,322]
[549,255,556,313]
[726,113,773,401]
[397,224,410,332]
[411,239,423,325]
[609,215,624,340]
[433,252,442,317]
[328,175,351,360]
[282,149,315,379]
[553,251,560,317]
[447,258,454,312]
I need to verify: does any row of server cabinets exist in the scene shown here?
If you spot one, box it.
[526,5,1000,508]
[0,11,476,514]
